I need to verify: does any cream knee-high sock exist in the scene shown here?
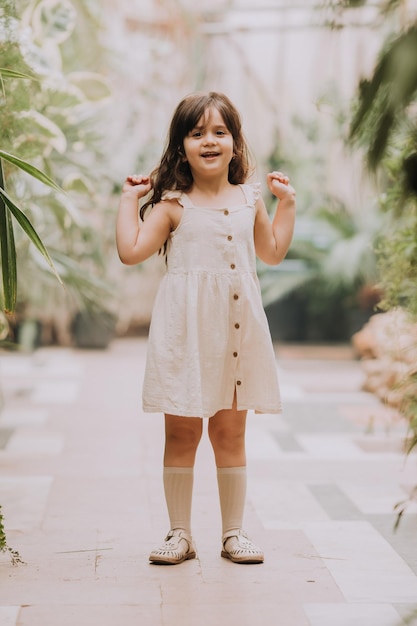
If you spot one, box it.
[163,467,194,534]
[217,466,247,535]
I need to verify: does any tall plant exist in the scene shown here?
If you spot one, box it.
[347,1,417,531]
[0,0,112,564]
[0,0,114,332]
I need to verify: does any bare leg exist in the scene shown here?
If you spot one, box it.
[207,394,247,468]
[164,414,203,467]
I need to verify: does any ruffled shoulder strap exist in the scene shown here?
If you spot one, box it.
[240,182,261,206]
[161,189,193,208]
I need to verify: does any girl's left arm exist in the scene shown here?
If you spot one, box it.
[254,171,296,265]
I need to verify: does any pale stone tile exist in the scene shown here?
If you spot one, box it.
[296,434,368,459]
[0,476,52,531]
[287,392,379,405]
[245,423,282,459]
[304,603,403,626]
[303,521,417,602]
[0,538,162,607]
[32,381,80,404]
[159,530,343,605]
[163,603,310,626]
[17,605,162,626]
[31,349,84,377]
[248,478,330,529]
[0,355,33,376]
[340,482,417,515]
[0,350,82,380]
[0,607,20,626]
[1,578,161,606]
[0,409,48,426]
[280,383,307,401]
[6,430,63,455]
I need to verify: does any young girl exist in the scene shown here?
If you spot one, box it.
[116,91,296,565]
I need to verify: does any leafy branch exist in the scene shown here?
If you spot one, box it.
[0,504,24,566]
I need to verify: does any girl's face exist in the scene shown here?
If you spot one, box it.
[182,106,234,180]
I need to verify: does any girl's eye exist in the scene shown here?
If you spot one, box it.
[192,131,202,137]
[216,131,225,136]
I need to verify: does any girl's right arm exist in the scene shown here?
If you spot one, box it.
[116,175,172,265]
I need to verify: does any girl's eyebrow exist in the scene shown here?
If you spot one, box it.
[191,123,228,132]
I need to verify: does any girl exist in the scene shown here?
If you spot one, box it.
[116,91,296,565]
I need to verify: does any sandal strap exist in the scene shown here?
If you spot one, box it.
[222,529,249,547]
[164,528,193,547]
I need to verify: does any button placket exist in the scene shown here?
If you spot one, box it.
[231,286,241,388]
[226,207,242,391]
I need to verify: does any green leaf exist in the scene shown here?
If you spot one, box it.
[0,187,63,287]
[0,160,17,313]
[0,68,37,80]
[0,201,17,314]
[0,151,63,194]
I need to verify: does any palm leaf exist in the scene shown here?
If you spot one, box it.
[0,151,63,193]
[369,108,395,168]
[0,199,17,315]
[0,187,62,286]
[0,160,17,313]
[350,26,417,168]
[0,68,37,80]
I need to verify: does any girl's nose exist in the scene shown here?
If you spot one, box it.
[204,133,217,145]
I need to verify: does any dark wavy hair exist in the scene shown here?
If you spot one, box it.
[140,91,252,222]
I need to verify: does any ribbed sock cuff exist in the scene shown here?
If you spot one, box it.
[163,466,194,534]
[217,466,247,535]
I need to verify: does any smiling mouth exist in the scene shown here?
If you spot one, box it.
[202,152,220,158]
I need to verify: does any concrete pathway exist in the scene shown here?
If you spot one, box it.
[0,338,417,626]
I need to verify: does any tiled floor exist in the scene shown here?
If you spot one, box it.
[0,338,416,625]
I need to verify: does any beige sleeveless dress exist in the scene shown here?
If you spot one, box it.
[142,183,282,418]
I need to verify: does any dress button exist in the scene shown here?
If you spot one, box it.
[230,264,236,270]
[224,209,229,216]
[227,235,233,241]
[233,352,238,357]
[236,380,242,386]
[233,294,239,300]
[234,323,240,329]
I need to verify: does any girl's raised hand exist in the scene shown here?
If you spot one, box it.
[266,171,295,200]
[122,174,152,198]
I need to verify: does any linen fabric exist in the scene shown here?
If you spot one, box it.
[142,183,282,418]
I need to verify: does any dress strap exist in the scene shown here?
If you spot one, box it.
[161,189,193,208]
[240,183,261,206]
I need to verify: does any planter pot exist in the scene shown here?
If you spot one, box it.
[347,309,375,337]
[264,293,307,342]
[17,319,42,352]
[71,311,115,349]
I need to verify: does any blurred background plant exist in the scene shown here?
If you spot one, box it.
[344,0,417,537]
[259,88,382,342]
[0,0,115,348]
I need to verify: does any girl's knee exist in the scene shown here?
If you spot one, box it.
[165,416,202,454]
[208,422,245,454]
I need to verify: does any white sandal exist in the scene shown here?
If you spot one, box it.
[149,529,197,565]
[221,529,264,564]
